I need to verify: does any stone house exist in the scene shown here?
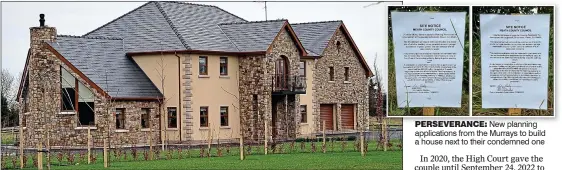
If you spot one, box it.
[16,1,373,147]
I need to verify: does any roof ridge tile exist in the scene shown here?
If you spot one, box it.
[57,34,122,40]
[83,1,154,36]
[154,1,191,49]
[159,1,248,22]
[218,19,287,26]
[292,20,343,25]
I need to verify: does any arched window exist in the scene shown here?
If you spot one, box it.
[275,55,289,89]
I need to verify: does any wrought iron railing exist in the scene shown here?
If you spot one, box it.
[272,74,306,93]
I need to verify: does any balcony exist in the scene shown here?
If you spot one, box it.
[272,74,306,95]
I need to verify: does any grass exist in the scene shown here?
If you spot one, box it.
[1,132,16,145]
[2,140,403,169]
[387,7,470,116]
[471,9,554,116]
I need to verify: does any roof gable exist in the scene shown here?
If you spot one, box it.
[291,21,342,55]
[336,24,373,77]
[47,35,162,98]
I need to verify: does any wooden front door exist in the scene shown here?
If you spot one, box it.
[320,104,334,130]
[341,104,355,130]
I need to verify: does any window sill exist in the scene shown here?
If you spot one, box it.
[141,128,154,132]
[199,127,210,130]
[344,81,351,84]
[58,111,76,115]
[75,126,97,130]
[167,128,179,131]
[300,123,308,125]
[219,75,230,79]
[328,81,335,83]
[220,126,231,129]
[115,129,129,133]
[198,75,210,78]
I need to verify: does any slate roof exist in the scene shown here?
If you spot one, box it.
[156,1,247,52]
[47,2,354,98]
[219,20,287,52]
[49,35,162,98]
[291,21,342,55]
[84,2,185,53]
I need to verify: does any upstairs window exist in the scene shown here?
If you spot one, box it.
[61,67,95,126]
[344,67,350,81]
[220,57,228,76]
[199,56,208,75]
[329,67,334,81]
[299,61,306,77]
[141,108,150,129]
[61,68,76,111]
[168,107,177,128]
[115,108,125,129]
[220,106,228,126]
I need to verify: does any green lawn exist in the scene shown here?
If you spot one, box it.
[53,151,402,169]
[3,141,402,169]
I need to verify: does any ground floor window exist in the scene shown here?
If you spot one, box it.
[300,105,307,123]
[115,108,125,129]
[141,108,150,129]
[168,107,177,128]
[220,106,228,126]
[200,107,208,127]
[78,102,95,126]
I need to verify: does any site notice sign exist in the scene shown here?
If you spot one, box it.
[391,12,466,108]
[480,14,550,109]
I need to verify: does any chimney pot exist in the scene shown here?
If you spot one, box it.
[39,14,45,27]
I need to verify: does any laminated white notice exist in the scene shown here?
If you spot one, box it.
[391,12,466,108]
[480,14,550,109]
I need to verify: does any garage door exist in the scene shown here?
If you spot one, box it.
[320,104,334,130]
[341,104,355,130]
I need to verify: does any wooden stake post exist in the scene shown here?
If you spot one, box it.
[239,134,244,160]
[104,139,108,168]
[508,108,522,116]
[322,121,326,153]
[264,120,268,155]
[360,130,365,157]
[19,125,24,169]
[422,107,435,116]
[87,127,91,164]
[37,143,43,170]
[383,118,388,152]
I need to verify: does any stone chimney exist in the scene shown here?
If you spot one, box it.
[25,13,58,146]
[30,14,56,55]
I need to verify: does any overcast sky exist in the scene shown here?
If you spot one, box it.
[2,1,402,89]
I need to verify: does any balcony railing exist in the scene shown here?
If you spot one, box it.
[272,74,306,94]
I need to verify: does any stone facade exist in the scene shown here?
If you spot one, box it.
[19,22,369,147]
[238,26,302,141]
[313,27,370,132]
[20,26,161,147]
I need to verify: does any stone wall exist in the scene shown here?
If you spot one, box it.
[314,27,370,131]
[238,26,302,141]
[238,55,269,141]
[265,27,302,139]
[20,26,161,147]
